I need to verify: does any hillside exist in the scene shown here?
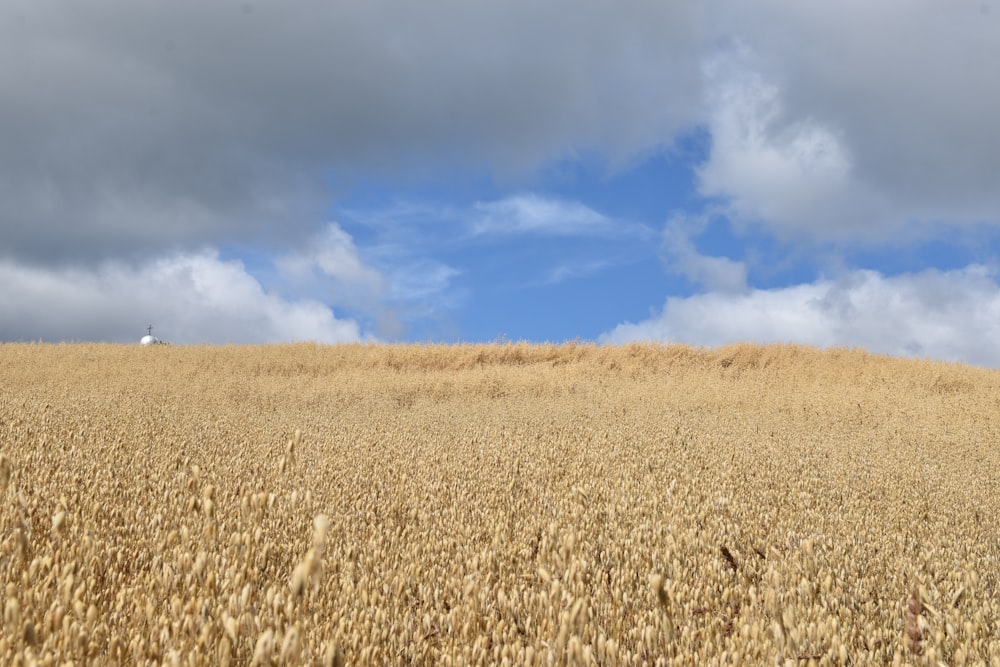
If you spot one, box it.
[1,343,998,664]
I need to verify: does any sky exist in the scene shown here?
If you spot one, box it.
[3,1,1000,367]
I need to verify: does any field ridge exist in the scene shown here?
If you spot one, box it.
[1,343,998,664]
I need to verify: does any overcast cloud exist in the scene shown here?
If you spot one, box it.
[702,0,1000,239]
[0,0,703,262]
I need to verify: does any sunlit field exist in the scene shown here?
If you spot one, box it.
[1,342,998,665]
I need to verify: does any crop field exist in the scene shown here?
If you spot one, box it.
[1,342,999,665]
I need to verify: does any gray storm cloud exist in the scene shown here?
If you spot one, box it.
[5,0,998,261]
[702,0,1000,237]
[0,0,703,263]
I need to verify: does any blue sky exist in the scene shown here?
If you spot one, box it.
[317,140,706,342]
[3,1,1000,367]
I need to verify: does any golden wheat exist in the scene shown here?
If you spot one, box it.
[0,342,998,665]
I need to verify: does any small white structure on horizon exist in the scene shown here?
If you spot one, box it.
[140,324,161,346]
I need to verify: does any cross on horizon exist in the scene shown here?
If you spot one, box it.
[147,324,153,336]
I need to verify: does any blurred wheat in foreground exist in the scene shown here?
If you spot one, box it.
[1,342,998,665]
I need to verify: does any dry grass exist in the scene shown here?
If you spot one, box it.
[1,341,999,665]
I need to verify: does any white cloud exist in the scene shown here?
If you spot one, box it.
[276,223,386,296]
[472,194,616,236]
[274,223,412,338]
[697,49,888,238]
[601,265,1000,368]
[661,214,748,293]
[385,259,462,303]
[0,251,364,344]
[543,259,616,285]
[314,205,466,329]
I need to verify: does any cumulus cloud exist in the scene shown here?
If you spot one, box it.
[697,53,885,238]
[0,0,703,263]
[0,252,364,344]
[661,214,748,293]
[701,1,1000,237]
[601,265,1000,368]
[276,224,386,299]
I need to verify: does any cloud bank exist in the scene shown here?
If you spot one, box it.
[0,251,363,344]
[0,0,703,262]
[602,265,1000,367]
[601,1,1000,367]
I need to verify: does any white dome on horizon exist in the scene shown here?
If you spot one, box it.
[140,325,160,346]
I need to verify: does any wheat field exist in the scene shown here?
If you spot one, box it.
[1,342,998,665]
